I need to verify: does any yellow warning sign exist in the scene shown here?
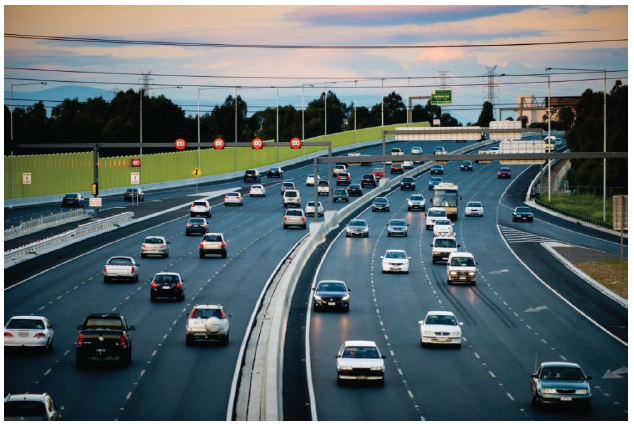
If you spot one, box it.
[192,168,202,177]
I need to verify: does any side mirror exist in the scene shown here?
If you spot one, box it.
[312,287,316,291]
[458,244,461,248]
[128,325,136,331]
[418,320,424,325]
[459,322,464,326]
[347,288,352,292]
[76,325,82,330]
[381,355,386,359]
[430,244,433,247]
[335,354,341,358]
[586,376,592,381]
[380,256,384,259]
[476,262,479,265]
[407,224,410,226]
[182,279,187,283]
[531,374,538,379]
[408,257,412,260]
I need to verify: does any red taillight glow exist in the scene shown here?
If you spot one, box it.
[190,309,197,318]
[301,217,305,222]
[284,217,287,221]
[76,334,83,346]
[200,241,204,248]
[220,242,226,248]
[191,204,195,208]
[4,332,13,337]
[161,244,166,248]
[103,266,107,274]
[142,244,147,248]
[34,333,46,338]
[119,334,127,347]
[176,282,183,288]
[131,267,135,274]
[151,281,157,288]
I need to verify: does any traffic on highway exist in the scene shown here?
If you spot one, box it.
[4,136,627,421]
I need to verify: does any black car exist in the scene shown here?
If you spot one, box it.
[347,184,363,197]
[361,174,377,187]
[372,197,390,212]
[512,207,534,222]
[430,165,444,175]
[313,280,351,311]
[243,169,261,182]
[75,313,135,367]
[62,193,84,207]
[150,272,185,301]
[390,164,404,174]
[267,167,283,178]
[461,161,473,171]
[186,217,209,235]
[400,177,416,190]
[124,188,144,202]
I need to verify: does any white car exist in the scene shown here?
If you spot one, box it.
[418,311,463,348]
[447,252,478,285]
[433,218,454,236]
[190,199,212,217]
[141,235,170,258]
[403,160,414,169]
[489,146,500,154]
[465,201,484,217]
[381,249,410,274]
[250,184,266,197]
[336,340,385,386]
[283,189,301,208]
[317,180,330,196]
[224,192,243,206]
[333,164,347,176]
[305,201,324,217]
[555,137,563,146]
[186,304,230,346]
[306,174,320,186]
[4,316,56,352]
[407,194,426,211]
[425,207,447,230]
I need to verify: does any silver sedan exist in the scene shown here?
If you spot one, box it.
[346,219,369,237]
[141,236,170,258]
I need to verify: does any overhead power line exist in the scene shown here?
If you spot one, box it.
[4,33,628,49]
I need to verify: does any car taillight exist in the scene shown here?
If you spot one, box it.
[284,216,288,221]
[200,241,204,248]
[76,333,83,346]
[191,204,195,208]
[161,244,166,248]
[190,309,197,318]
[4,332,13,337]
[119,334,127,347]
[176,282,183,288]
[221,242,226,248]
[151,281,157,288]
[103,266,107,274]
[131,267,135,274]
[34,333,46,338]
[301,217,305,222]
[142,244,147,249]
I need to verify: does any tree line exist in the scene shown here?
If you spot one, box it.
[4,90,460,157]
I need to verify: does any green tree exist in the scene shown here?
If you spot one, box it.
[475,101,494,127]
[346,105,378,129]
[304,90,346,138]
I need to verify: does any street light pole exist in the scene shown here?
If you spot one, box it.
[354,80,357,144]
[546,67,607,220]
[381,78,384,129]
[406,77,410,126]
[276,86,279,162]
[301,84,314,156]
[547,74,551,202]
[235,86,240,171]
[324,82,327,141]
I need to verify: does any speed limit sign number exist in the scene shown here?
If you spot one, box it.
[175,139,186,150]
[213,138,225,149]
[290,137,302,149]
[252,138,263,149]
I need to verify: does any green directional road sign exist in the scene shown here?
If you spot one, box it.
[431,90,452,104]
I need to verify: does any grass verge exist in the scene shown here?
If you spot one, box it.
[576,259,628,300]
[537,194,614,223]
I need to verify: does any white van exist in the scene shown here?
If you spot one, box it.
[446,252,478,285]
[283,189,301,207]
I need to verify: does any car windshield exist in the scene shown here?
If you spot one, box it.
[307,201,315,207]
[6,318,45,330]
[435,147,443,151]
[252,185,263,189]
[516,207,531,213]
[467,202,482,207]
[284,191,297,197]
[226,193,239,197]
[425,315,457,326]
[500,168,510,172]
[5,400,47,417]
[144,238,164,244]
[349,220,366,227]
[428,209,446,217]
[386,251,406,259]
[342,346,380,359]
[287,210,302,216]
[403,178,414,182]
[189,219,205,224]
[192,308,223,319]
[203,234,222,242]
[450,257,475,267]
[463,161,471,165]
[65,193,77,197]
[84,318,123,331]
[349,184,360,188]
[540,367,585,381]
[390,220,407,226]
[410,195,423,201]
[434,239,457,248]
[318,181,329,186]
[270,168,279,171]
[335,190,347,195]
[363,175,373,179]
[436,219,451,226]
[109,257,133,265]
[317,282,346,292]
[431,177,442,182]
[283,183,293,187]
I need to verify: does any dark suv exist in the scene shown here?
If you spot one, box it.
[62,193,84,207]
[400,177,416,190]
[361,174,377,187]
[75,313,135,367]
[243,169,261,183]
[150,272,185,301]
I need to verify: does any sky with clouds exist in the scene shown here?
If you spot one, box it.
[4,4,628,125]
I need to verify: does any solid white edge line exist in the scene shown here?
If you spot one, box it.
[496,168,627,347]
[226,233,309,421]
[305,198,377,421]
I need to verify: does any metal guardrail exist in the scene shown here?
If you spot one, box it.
[534,197,613,229]
[4,212,134,262]
[4,209,90,241]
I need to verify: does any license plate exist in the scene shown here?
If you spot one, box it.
[96,349,106,353]
[328,302,336,306]
[357,375,366,380]
[560,396,572,401]
[163,285,171,289]
[18,332,29,337]
[437,338,447,342]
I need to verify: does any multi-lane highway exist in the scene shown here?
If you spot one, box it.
[303,146,628,420]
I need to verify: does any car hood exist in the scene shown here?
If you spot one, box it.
[421,324,460,334]
[388,225,407,230]
[383,258,408,264]
[348,225,368,230]
[539,380,590,390]
[338,358,384,368]
[449,265,476,272]
[315,290,348,298]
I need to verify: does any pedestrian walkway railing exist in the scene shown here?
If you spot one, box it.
[4,209,90,241]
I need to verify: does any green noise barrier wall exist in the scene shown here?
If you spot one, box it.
[5,122,429,199]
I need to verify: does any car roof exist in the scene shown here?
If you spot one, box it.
[5,393,49,402]
[343,340,378,348]
[144,235,166,239]
[192,304,222,309]
[425,310,456,317]
[7,315,47,321]
[385,249,406,253]
[318,279,346,285]
[203,232,223,236]
[540,362,582,369]
[449,252,474,258]
[154,272,181,276]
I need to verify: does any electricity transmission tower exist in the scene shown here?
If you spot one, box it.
[484,65,499,107]
[437,71,451,89]
[139,71,153,95]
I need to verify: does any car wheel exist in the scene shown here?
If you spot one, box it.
[141,253,147,259]
[186,335,194,346]
[337,377,344,386]
[180,292,185,302]
[135,274,139,282]
[221,333,229,346]
[346,233,349,237]
[222,251,227,258]
[150,293,156,302]
[387,232,391,237]
[120,348,132,366]
[531,390,540,409]
[423,206,426,211]
[364,233,368,238]
[302,224,307,229]
[529,218,534,222]
[43,339,53,354]
[472,281,476,286]
[377,378,385,387]
[386,208,390,212]
[283,224,288,229]
[163,253,169,258]
[408,207,411,211]
[344,305,350,313]
[75,352,88,367]
[447,280,452,285]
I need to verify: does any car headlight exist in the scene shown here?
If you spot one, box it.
[576,389,589,394]
[339,366,353,371]
[541,388,557,394]
[342,294,350,301]
[424,330,435,336]
[370,367,383,371]
[432,251,440,255]
[314,295,322,301]
[451,331,460,336]
[468,272,476,276]
[450,271,458,275]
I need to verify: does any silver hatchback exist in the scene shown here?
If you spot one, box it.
[141,236,170,258]
[284,208,306,229]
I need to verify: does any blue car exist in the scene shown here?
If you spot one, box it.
[428,176,443,190]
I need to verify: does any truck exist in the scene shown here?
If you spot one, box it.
[432,182,460,221]
[347,152,363,166]
[446,252,478,285]
[475,150,494,164]
[75,313,135,367]
[430,234,460,264]
[103,256,139,283]
[388,148,404,165]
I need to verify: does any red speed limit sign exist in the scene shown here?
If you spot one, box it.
[213,138,225,150]
[290,137,302,149]
[131,158,141,167]
[175,139,186,150]
[252,138,263,149]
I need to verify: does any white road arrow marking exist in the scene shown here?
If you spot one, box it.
[489,269,509,275]
[524,306,548,313]
[603,367,628,379]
